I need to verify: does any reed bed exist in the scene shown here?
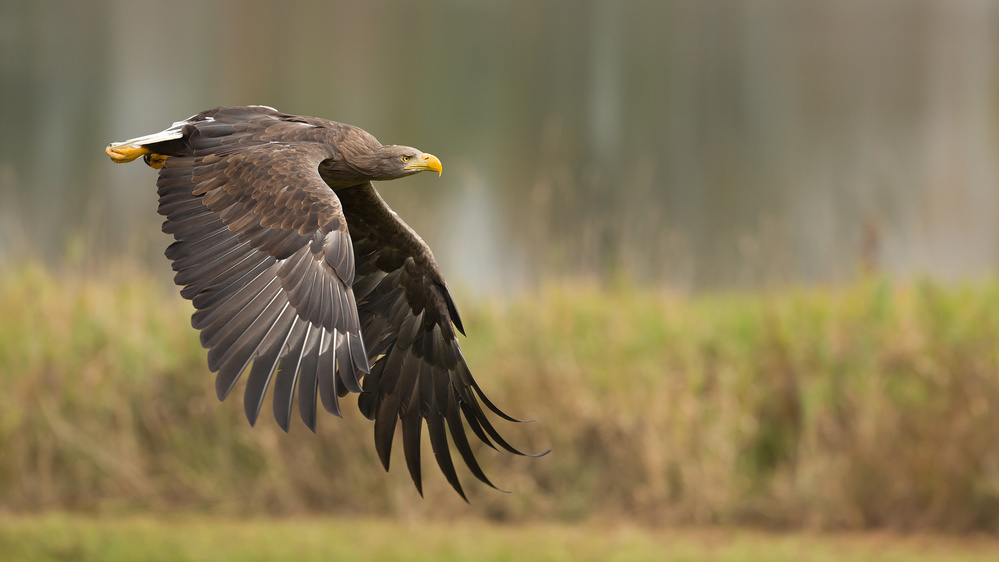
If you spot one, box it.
[2,263,998,531]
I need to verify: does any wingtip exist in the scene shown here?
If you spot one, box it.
[350,331,371,374]
[377,451,391,473]
[481,478,512,495]
[215,372,238,402]
[244,391,266,428]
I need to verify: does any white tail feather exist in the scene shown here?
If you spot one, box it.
[109,115,214,148]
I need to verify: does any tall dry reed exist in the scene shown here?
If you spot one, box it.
[2,264,998,530]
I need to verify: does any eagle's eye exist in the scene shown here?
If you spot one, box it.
[400,155,411,163]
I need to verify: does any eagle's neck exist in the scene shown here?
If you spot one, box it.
[319,128,385,189]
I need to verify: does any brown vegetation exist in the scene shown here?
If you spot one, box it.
[2,264,998,531]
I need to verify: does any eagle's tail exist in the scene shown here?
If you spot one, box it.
[105,117,191,168]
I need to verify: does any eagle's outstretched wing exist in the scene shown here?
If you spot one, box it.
[153,107,368,431]
[340,184,543,499]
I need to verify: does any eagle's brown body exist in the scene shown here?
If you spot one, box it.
[106,105,538,498]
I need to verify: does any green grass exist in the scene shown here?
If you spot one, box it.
[2,263,999,531]
[3,513,999,562]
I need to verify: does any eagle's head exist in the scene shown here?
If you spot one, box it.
[375,145,443,180]
[321,136,443,187]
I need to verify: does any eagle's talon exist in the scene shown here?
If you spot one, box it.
[105,143,150,164]
[144,153,168,169]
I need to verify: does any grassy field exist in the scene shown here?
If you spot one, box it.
[4,513,999,562]
[2,262,999,531]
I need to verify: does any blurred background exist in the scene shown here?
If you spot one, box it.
[4,1,999,558]
[3,0,997,294]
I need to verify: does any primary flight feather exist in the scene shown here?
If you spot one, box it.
[106,105,542,499]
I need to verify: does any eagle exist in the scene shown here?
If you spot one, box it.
[105,105,541,499]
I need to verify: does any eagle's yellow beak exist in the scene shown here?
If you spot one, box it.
[405,153,443,176]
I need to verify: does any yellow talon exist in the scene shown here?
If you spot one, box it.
[144,153,168,169]
[106,144,168,168]
[105,143,150,164]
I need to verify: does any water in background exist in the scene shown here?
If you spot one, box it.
[1,0,997,294]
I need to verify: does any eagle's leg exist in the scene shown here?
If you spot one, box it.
[105,143,150,164]
[143,153,168,169]
[105,144,168,169]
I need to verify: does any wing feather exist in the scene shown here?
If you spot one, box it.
[210,278,285,372]
[271,321,317,431]
[339,183,543,496]
[317,331,342,417]
[149,107,368,433]
[243,306,297,425]
[295,328,324,431]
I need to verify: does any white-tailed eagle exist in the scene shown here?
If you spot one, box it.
[106,105,542,499]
